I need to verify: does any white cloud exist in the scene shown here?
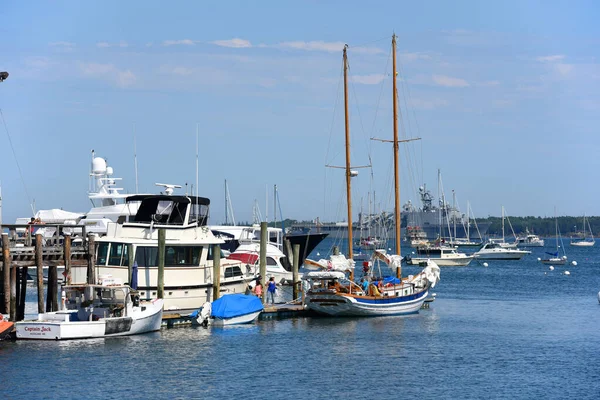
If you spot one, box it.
[96,41,128,48]
[211,38,252,48]
[478,80,500,87]
[278,41,384,55]
[410,98,449,110]
[49,41,75,48]
[79,62,136,87]
[352,74,386,85]
[536,55,565,62]
[171,66,194,76]
[554,63,573,76]
[163,39,195,46]
[432,74,470,87]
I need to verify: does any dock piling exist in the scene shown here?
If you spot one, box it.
[35,233,44,313]
[259,221,267,303]
[127,243,134,285]
[157,229,165,299]
[292,244,300,300]
[63,233,71,285]
[87,234,96,284]
[1,233,9,315]
[212,244,221,301]
[10,242,16,321]
[17,265,27,320]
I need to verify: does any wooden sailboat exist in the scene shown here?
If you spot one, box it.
[303,37,440,317]
[571,214,595,247]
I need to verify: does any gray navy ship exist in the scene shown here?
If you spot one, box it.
[292,185,491,241]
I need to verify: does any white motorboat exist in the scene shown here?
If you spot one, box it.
[191,294,263,326]
[474,242,531,260]
[226,226,297,284]
[16,276,163,340]
[70,193,256,316]
[516,229,545,247]
[406,245,474,267]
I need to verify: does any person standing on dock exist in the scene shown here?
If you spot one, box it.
[267,277,277,304]
[253,278,263,298]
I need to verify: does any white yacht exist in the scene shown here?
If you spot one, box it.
[70,194,256,315]
[406,245,474,267]
[474,242,531,260]
[516,229,545,247]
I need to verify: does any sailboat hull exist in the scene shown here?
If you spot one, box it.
[306,288,429,317]
[570,241,595,247]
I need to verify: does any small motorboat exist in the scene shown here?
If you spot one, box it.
[191,294,263,326]
[0,314,14,340]
[16,276,163,340]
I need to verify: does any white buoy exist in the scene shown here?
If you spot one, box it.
[549,266,554,271]
[388,248,392,251]
[483,262,489,267]
[412,251,415,255]
[537,257,541,262]
[316,252,320,256]
[564,271,570,275]
[571,261,577,266]
[562,255,567,260]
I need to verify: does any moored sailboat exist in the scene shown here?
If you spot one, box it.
[303,37,440,317]
[571,214,595,247]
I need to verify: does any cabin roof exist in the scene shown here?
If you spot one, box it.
[126,194,210,206]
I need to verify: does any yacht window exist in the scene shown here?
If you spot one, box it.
[266,257,278,266]
[97,242,109,265]
[224,266,243,278]
[135,246,158,267]
[108,243,126,266]
[165,246,202,266]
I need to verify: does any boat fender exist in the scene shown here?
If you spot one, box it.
[133,295,140,307]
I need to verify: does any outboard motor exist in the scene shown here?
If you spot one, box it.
[196,302,212,327]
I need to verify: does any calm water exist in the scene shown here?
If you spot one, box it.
[3,238,600,399]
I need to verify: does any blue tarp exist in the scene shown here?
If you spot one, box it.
[211,294,264,319]
[383,276,401,285]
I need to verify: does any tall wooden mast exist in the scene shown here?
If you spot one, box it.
[343,45,353,260]
[392,35,401,278]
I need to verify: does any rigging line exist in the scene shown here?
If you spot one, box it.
[323,63,344,219]
[397,56,424,183]
[369,45,392,137]
[346,61,371,167]
[0,108,34,215]
[350,35,393,48]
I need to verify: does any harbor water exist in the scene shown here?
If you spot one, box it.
[2,238,600,399]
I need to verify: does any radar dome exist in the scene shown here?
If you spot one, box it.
[106,166,114,176]
[92,157,107,174]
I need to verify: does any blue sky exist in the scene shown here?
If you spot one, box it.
[0,1,599,224]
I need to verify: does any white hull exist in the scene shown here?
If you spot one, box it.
[540,258,567,265]
[407,256,473,267]
[474,251,529,260]
[211,310,261,326]
[16,299,163,340]
[306,289,429,317]
[570,241,595,247]
[517,242,545,247]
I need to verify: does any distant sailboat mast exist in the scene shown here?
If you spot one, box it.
[343,45,353,260]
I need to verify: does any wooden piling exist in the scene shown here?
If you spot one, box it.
[2,233,9,315]
[292,244,300,301]
[212,244,221,301]
[259,221,267,303]
[87,234,96,284]
[17,266,27,320]
[157,229,165,299]
[35,233,44,313]
[10,245,16,321]
[46,264,58,312]
[127,243,134,285]
[63,234,71,285]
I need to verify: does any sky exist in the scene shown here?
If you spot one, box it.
[0,1,599,224]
